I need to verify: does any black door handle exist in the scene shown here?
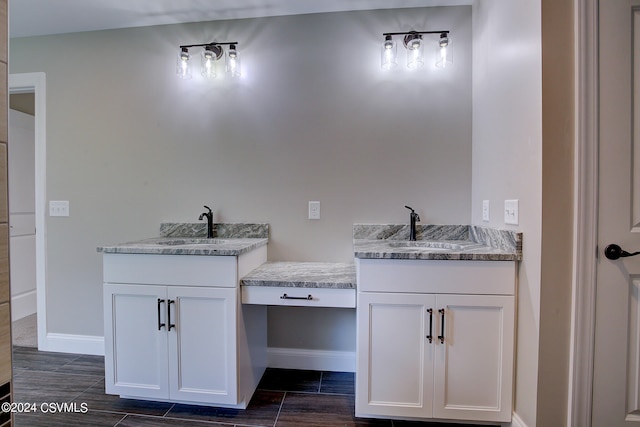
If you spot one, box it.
[438,308,445,344]
[168,300,176,331]
[157,299,166,331]
[426,308,433,343]
[604,244,640,260]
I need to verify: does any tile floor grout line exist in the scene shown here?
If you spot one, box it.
[71,376,106,409]
[162,402,176,417]
[122,411,235,426]
[112,412,128,427]
[64,373,106,404]
[272,390,286,427]
[258,388,352,396]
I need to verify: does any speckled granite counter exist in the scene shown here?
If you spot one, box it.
[98,237,268,256]
[241,262,356,289]
[353,224,522,261]
[97,223,269,256]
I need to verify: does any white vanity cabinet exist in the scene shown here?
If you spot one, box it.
[102,247,267,408]
[355,258,516,423]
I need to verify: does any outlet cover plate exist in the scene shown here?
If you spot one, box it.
[482,200,490,222]
[504,199,519,225]
[308,201,320,220]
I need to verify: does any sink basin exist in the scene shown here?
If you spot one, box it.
[388,241,464,251]
[154,238,234,246]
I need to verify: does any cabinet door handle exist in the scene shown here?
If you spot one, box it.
[168,299,176,331]
[426,308,433,343]
[438,308,445,344]
[157,298,166,331]
[280,293,313,300]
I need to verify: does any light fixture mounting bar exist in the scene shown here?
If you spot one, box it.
[382,30,450,36]
[180,42,238,49]
[382,31,449,37]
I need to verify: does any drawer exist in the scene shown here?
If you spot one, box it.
[241,286,356,308]
[103,253,237,287]
[356,258,516,295]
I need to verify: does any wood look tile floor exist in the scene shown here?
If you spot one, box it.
[11,346,495,427]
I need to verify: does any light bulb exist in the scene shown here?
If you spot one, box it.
[381,35,397,70]
[404,33,424,69]
[176,47,191,79]
[201,45,217,79]
[226,44,241,77]
[436,34,453,68]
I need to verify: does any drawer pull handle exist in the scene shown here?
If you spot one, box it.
[280,293,313,301]
[426,308,433,343]
[438,308,445,344]
[157,299,166,331]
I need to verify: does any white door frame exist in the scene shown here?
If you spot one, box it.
[8,72,47,351]
[569,0,599,425]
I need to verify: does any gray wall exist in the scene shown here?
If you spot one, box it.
[10,7,472,347]
[471,1,542,425]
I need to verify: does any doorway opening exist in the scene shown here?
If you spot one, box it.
[8,73,46,351]
[9,99,36,346]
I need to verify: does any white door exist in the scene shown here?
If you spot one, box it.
[593,0,640,424]
[168,286,237,404]
[8,108,36,321]
[355,292,435,419]
[103,283,169,399]
[432,294,514,423]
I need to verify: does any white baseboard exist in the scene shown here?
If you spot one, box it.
[40,333,105,356]
[267,347,355,372]
[511,412,528,427]
[11,290,36,321]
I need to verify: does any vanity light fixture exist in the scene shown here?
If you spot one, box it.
[176,41,241,79]
[381,31,451,70]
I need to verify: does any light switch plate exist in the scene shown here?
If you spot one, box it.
[482,200,490,222]
[50,200,70,217]
[308,201,320,220]
[504,199,519,225]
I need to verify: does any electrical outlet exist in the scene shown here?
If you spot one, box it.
[49,200,70,217]
[504,199,519,225]
[308,201,320,220]
[482,200,490,222]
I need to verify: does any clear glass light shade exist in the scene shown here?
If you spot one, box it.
[226,45,241,77]
[201,47,217,79]
[405,37,424,69]
[176,48,192,79]
[435,36,453,68]
[381,36,397,70]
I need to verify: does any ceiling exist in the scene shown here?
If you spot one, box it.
[9,0,472,38]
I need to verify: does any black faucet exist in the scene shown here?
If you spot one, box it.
[198,205,214,238]
[405,206,421,241]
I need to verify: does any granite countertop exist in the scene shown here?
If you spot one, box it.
[353,224,522,261]
[98,222,270,256]
[241,262,356,289]
[97,237,268,256]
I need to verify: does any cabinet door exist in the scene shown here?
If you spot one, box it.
[433,294,514,422]
[356,292,435,418]
[167,286,238,404]
[103,284,169,399]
